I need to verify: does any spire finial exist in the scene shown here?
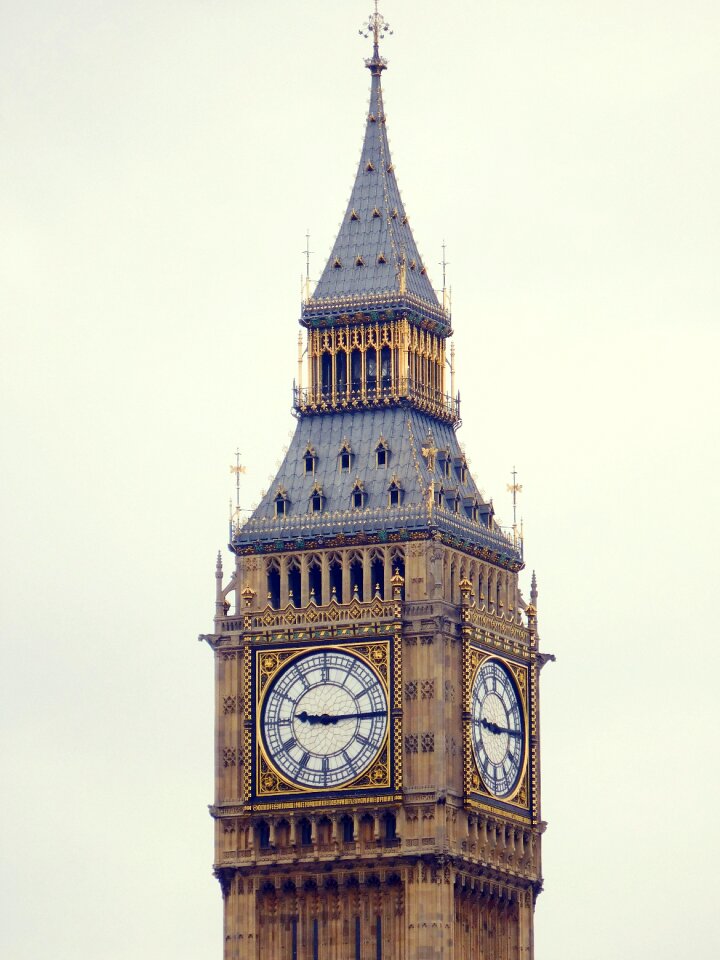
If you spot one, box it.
[360,2,393,73]
[507,466,523,549]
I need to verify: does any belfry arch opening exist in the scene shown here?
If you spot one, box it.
[308,558,322,604]
[287,560,301,607]
[349,554,363,601]
[329,556,343,603]
[371,553,385,599]
[266,561,280,609]
[321,352,332,397]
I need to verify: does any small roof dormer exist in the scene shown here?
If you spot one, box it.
[338,438,354,472]
[308,481,325,515]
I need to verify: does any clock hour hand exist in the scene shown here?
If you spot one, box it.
[480,717,521,738]
[296,709,385,725]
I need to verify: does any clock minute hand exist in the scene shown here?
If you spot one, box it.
[296,709,385,725]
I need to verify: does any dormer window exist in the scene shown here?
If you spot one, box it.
[338,439,353,472]
[454,457,467,484]
[303,445,317,475]
[274,487,290,518]
[375,437,389,468]
[351,479,366,510]
[308,482,325,514]
[388,476,403,507]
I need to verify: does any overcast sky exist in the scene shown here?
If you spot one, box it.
[2,1,719,958]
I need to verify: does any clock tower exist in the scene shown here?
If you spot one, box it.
[201,10,550,959]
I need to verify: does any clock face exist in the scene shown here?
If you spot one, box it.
[470,659,525,798]
[260,649,388,790]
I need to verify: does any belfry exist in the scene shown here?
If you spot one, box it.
[202,9,549,958]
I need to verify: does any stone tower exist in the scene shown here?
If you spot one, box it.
[201,11,549,959]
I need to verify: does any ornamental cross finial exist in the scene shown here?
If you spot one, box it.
[360,2,393,70]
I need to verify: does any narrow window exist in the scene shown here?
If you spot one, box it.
[257,822,270,849]
[350,557,363,601]
[305,454,315,474]
[267,565,280,609]
[351,348,362,392]
[371,556,384,598]
[336,350,347,394]
[380,345,391,391]
[311,493,322,513]
[329,559,343,603]
[341,452,351,471]
[376,447,387,467]
[275,495,287,517]
[299,819,312,845]
[308,563,322,604]
[367,348,377,393]
[321,353,332,396]
[342,815,354,842]
[353,488,364,509]
[287,565,301,607]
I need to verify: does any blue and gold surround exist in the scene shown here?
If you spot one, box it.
[247,636,402,808]
[463,643,534,821]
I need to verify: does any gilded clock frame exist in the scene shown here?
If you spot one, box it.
[249,637,400,804]
[463,646,531,817]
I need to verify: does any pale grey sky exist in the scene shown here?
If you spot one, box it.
[2,1,719,958]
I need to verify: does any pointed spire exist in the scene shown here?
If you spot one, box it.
[308,8,438,309]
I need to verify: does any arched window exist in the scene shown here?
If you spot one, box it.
[274,487,289,518]
[383,812,396,840]
[341,815,354,842]
[298,818,312,846]
[351,480,366,510]
[266,561,280,609]
[329,555,343,603]
[350,348,362,392]
[349,554,364,601]
[304,445,317,475]
[317,816,332,845]
[287,559,301,607]
[375,437,389,467]
[275,820,290,848]
[360,814,374,843]
[335,351,347,395]
[256,821,270,849]
[308,483,325,514]
[321,353,332,397]
[388,477,403,507]
[366,348,378,393]
[370,552,384,598]
[380,345,391,391]
[308,557,322,604]
[338,439,353,472]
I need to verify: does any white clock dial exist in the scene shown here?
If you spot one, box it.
[470,659,525,798]
[261,649,388,789]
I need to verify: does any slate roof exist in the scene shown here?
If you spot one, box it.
[308,60,438,307]
[233,408,521,565]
